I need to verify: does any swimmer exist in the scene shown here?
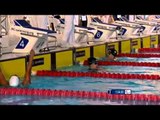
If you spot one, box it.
[88,56,99,71]
[0,49,35,87]
[87,56,105,72]
[106,48,118,61]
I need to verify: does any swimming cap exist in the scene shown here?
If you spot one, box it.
[108,48,117,57]
[88,57,98,65]
[9,75,20,87]
[31,70,37,76]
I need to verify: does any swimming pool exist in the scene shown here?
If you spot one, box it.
[117,57,160,63]
[1,57,160,105]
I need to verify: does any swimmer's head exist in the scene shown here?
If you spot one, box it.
[9,75,20,87]
[108,48,117,57]
[88,57,98,70]
[88,57,98,65]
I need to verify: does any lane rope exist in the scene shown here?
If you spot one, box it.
[117,53,160,58]
[138,48,160,53]
[35,70,160,80]
[0,88,159,103]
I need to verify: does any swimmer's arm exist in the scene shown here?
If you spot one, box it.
[22,49,35,86]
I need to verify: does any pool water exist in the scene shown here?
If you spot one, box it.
[113,57,160,63]
[1,57,160,105]
[59,64,160,75]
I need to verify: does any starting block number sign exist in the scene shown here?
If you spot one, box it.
[13,34,47,53]
[94,30,103,39]
[16,37,29,49]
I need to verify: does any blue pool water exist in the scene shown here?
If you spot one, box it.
[115,57,160,63]
[1,57,160,105]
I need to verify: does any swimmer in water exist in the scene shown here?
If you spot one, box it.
[87,56,105,72]
[88,56,99,71]
[106,48,118,61]
[0,49,35,87]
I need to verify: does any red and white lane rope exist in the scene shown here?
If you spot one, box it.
[117,53,160,58]
[34,70,160,80]
[138,48,160,53]
[0,88,159,102]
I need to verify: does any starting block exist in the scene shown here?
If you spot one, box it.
[12,34,48,54]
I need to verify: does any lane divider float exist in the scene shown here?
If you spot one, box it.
[83,60,160,67]
[35,70,160,80]
[138,48,160,53]
[117,53,160,58]
[0,88,159,103]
